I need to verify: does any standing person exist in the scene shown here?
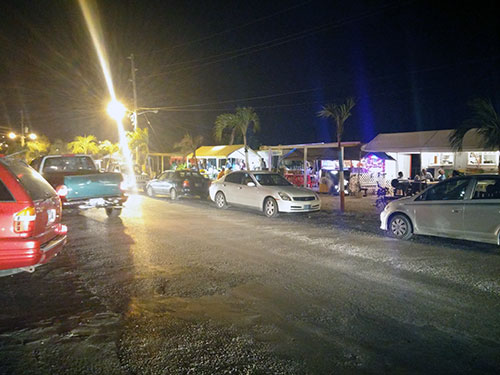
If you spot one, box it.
[437,169,446,181]
[217,167,225,180]
[260,158,266,170]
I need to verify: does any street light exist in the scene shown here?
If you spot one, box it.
[107,100,127,122]
[6,131,37,146]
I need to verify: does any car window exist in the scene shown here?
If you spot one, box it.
[421,178,470,201]
[177,171,194,178]
[1,159,56,200]
[472,178,500,199]
[254,173,291,186]
[42,156,96,173]
[158,172,168,180]
[30,158,41,171]
[243,173,255,185]
[225,172,243,184]
[0,179,14,201]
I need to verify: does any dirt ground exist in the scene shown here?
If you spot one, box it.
[0,194,499,374]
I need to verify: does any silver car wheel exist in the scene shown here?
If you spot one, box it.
[389,214,412,240]
[170,188,178,200]
[264,198,278,218]
[215,192,227,209]
[147,186,155,197]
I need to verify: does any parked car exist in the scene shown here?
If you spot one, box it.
[145,170,210,200]
[30,155,127,217]
[210,171,321,217]
[0,157,67,277]
[381,175,500,245]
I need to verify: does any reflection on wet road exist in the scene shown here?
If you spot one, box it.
[1,194,499,374]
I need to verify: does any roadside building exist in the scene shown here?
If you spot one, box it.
[362,129,499,180]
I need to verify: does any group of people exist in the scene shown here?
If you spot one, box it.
[392,168,461,196]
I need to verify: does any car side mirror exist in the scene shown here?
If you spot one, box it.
[247,182,256,187]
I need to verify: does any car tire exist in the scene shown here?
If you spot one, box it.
[263,197,279,218]
[170,188,178,201]
[389,214,413,240]
[215,191,227,209]
[105,207,122,217]
[146,186,155,197]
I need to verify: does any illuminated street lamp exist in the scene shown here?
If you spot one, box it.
[107,100,127,122]
[6,131,37,146]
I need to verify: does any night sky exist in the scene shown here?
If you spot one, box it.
[0,0,499,151]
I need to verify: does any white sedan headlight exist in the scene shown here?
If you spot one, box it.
[278,192,292,201]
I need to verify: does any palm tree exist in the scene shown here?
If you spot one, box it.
[26,135,51,162]
[318,97,356,213]
[450,98,500,174]
[99,140,120,157]
[174,133,204,170]
[127,128,149,172]
[67,135,99,155]
[214,107,260,170]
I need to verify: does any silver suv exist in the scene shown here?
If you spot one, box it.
[381,175,500,245]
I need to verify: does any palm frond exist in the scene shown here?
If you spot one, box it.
[450,98,500,151]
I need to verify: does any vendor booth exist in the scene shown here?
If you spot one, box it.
[187,145,261,179]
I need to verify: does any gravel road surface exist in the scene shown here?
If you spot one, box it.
[1,194,499,374]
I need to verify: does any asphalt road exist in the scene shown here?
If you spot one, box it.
[0,194,499,374]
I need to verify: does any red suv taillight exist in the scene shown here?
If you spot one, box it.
[56,185,68,198]
[182,180,190,188]
[13,206,36,234]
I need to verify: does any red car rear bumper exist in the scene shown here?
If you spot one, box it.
[0,228,67,273]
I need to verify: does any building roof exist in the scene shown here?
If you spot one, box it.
[361,129,490,153]
[187,144,258,158]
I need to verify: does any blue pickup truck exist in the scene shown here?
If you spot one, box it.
[30,155,127,217]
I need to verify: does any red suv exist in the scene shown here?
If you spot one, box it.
[0,157,67,276]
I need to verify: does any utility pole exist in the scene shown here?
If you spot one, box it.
[128,54,138,131]
[128,54,139,164]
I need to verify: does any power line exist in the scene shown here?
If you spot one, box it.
[136,1,313,57]
[142,1,412,78]
[143,54,500,111]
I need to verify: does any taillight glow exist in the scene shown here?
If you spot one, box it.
[14,206,36,234]
[182,180,190,188]
[56,185,68,197]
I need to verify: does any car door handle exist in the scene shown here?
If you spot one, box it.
[451,209,462,213]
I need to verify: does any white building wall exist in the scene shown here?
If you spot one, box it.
[388,153,411,179]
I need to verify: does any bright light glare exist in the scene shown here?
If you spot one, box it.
[107,100,127,121]
[79,0,137,191]
[28,133,37,140]
[8,132,16,139]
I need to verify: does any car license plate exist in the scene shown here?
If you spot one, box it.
[47,209,56,225]
[89,198,106,206]
[304,204,311,209]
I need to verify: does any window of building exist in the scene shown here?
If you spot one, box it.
[428,153,454,166]
[468,152,499,166]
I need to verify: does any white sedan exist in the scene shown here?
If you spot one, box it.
[209,171,321,217]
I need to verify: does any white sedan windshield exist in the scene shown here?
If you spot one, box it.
[254,174,291,186]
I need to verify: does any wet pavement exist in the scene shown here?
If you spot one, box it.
[1,194,499,374]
